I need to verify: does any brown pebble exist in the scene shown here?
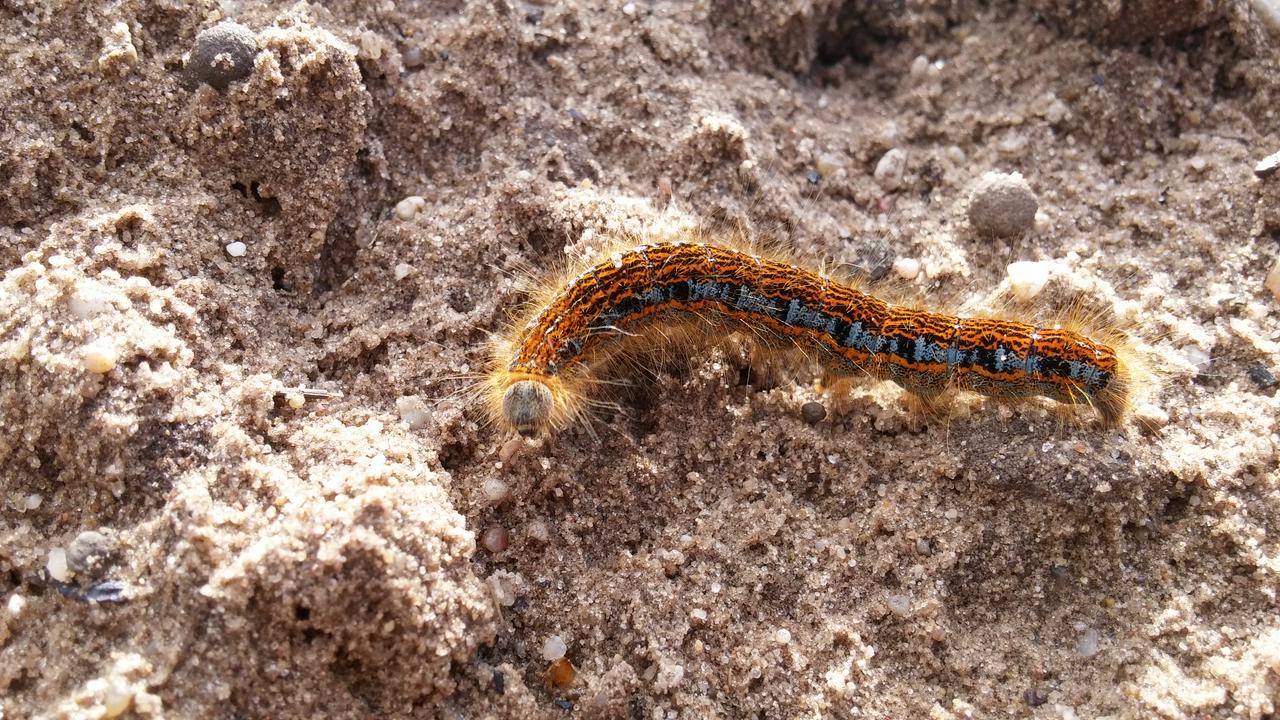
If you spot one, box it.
[546,657,575,689]
[801,401,826,424]
[481,526,509,553]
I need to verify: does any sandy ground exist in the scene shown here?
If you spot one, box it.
[3,0,1280,718]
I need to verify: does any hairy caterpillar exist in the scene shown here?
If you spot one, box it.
[484,236,1143,438]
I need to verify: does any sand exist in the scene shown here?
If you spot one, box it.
[2,1,1279,718]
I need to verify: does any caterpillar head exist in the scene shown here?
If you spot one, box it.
[502,379,555,437]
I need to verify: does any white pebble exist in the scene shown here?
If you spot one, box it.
[103,682,134,718]
[892,257,921,280]
[1076,627,1101,658]
[8,593,26,616]
[482,478,511,505]
[1182,345,1212,374]
[394,195,426,220]
[47,547,71,582]
[542,635,568,661]
[285,392,305,409]
[225,241,247,257]
[815,152,846,177]
[1006,261,1051,300]
[689,608,708,624]
[909,54,930,79]
[655,659,684,691]
[83,343,119,374]
[394,263,413,281]
[395,395,432,429]
[1253,149,1280,178]
[525,519,551,544]
[1265,259,1280,301]
[886,594,911,616]
[874,148,907,191]
[23,494,42,511]
[622,2,636,15]
[1188,156,1207,172]
[774,627,792,644]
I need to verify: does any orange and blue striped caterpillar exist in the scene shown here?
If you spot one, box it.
[485,238,1142,437]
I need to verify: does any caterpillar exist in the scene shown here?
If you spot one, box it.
[484,236,1142,438]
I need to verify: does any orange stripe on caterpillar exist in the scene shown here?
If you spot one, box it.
[486,241,1139,437]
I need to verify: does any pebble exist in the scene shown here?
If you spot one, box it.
[874,148,907,191]
[67,530,113,576]
[23,494,42,511]
[801,401,826,425]
[394,195,426,220]
[967,171,1038,237]
[103,682,134,718]
[189,22,258,91]
[774,628,792,644]
[1265,260,1280,301]
[815,153,846,178]
[1076,627,1101,658]
[481,478,511,505]
[546,658,575,690]
[402,45,424,68]
[47,547,71,582]
[1254,149,1280,178]
[892,257,921,280]
[886,594,911,617]
[393,263,413,281]
[542,634,567,661]
[481,526,509,553]
[225,241,247,257]
[1182,345,1212,375]
[1006,260,1051,301]
[1024,687,1049,707]
[1247,363,1277,390]
[394,395,432,429]
[909,54,930,79]
[83,343,119,374]
[525,519,551,544]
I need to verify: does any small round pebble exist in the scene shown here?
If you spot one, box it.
[189,22,258,91]
[395,395,432,430]
[774,628,792,644]
[225,241,247,257]
[481,526,509,553]
[542,634,567,661]
[800,401,826,425]
[394,195,426,220]
[892,257,920,280]
[874,148,907,191]
[886,594,911,617]
[546,658,575,689]
[67,530,114,575]
[1006,260,1051,301]
[84,343,119,374]
[967,171,1038,237]
[481,478,511,505]
[525,519,550,544]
